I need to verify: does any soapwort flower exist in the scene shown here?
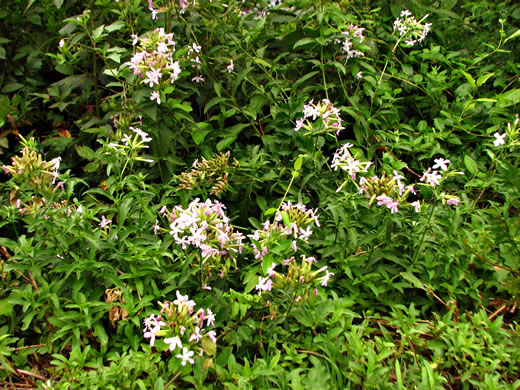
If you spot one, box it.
[143,292,218,365]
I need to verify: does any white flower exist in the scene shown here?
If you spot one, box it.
[130,126,152,143]
[432,158,450,171]
[227,60,234,73]
[164,336,183,351]
[59,39,65,48]
[294,118,304,131]
[150,91,161,105]
[176,347,195,366]
[493,132,506,146]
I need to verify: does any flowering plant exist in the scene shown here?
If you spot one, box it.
[393,10,432,48]
[2,136,63,215]
[294,99,345,137]
[143,291,217,367]
[129,27,202,104]
[160,198,245,288]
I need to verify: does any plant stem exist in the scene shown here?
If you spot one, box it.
[412,203,435,264]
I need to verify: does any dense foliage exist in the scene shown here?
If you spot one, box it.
[1,0,519,388]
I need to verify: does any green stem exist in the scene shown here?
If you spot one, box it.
[278,171,298,211]
[321,45,328,100]
[411,203,435,264]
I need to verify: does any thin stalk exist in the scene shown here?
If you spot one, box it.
[321,45,328,100]
[411,203,435,264]
[278,171,298,210]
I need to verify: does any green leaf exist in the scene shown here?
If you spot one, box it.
[264,208,277,216]
[476,72,494,87]
[105,21,125,32]
[94,323,108,345]
[504,29,520,44]
[53,0,64,8]
[217,136,236,152]
[281,211,291,227]
[395,360,404,389]
[0,47,5,60]
[92,25,105,41]
[213,81,222,98]
[21,311,37,331]
[0,299,13,316]
[204,97,230,114]
[463,155,478,175]
[400,272,425,290]
[461,71,475,89]
[192,129,211,145]
[143,104,157,121]
[253,57,271,68]
[118,196,134,227]
[2,83,24,93]
[293,37,317,49]
[75,145,95,160]
[293,155,304,171]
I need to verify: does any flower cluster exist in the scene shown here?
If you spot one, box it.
[335,24,365,59]
[393,10,432,47]
[129,28,204,104]
[106,125,154,164]
[177,152,239,196]
[143,291,217,366]
[255,255,333,301]
[360,170,416,214]
[2,147,61,188]
[331,143,372,182]
[162,199,245,287]
[130,28,179,85]
[2,136,63,214]
[333,141,462,212]
[294,99,344,137]
[248,202,319,261]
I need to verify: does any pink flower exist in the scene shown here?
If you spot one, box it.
[153,220,160,234]
[376,195,393,206]
[206,309,215,326]
[192,75,204,83]
[389,201,399,213]
[189,326,202,343]
[207,330,217,343]
[447,198,459,206]
[267,264,276,278]
[144,67,162,87]
[99,215,112,228]
[412,201,420,212]
[321,269,334,287]
[294,118,304,131]
[420,169,443,187]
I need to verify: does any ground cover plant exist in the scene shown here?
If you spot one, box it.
[0,0,520,388]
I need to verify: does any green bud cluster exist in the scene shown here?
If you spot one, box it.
[177,152,238,195]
